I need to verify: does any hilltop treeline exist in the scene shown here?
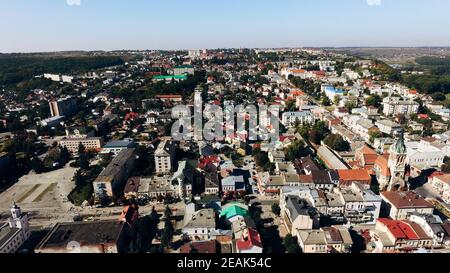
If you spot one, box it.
[401,56,450,94]
[0,56,125,87]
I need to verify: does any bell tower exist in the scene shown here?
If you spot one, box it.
[9,202,30,234]
[386,132,407,191]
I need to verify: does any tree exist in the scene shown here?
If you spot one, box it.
[59,146,71,165]
[365,95,382,108]
[74,170,86,189]
[31,157,45,174]
[321,96,331,106]
[431,92,446,102]
[253,148,272,171]
[160,206,174,252]
[77,144,90,171]
[344,100,358,112]
[324,134,350,152]
[369,129,383,143]
[285,100,297,112]
[271,204,281,216]
[333,96,341,106]
[285,140,309,161]
[284,234,302,253]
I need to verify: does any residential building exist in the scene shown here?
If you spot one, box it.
[405,141,446,172]
[381,191,434,220]
[173,65,195,75]
[93,149,136,202]
[235,228,263,253]
[220,203,250,224]
[296,229,327,253]
[338,183,382,225]
[49,97,78,118]
[281,194,320,234]
[322,85,344,101]
[373,218,433,252]
[296,227,353,253]
[221,175,245,193]
[428,173,450,204]
[409,214,447,247]
[382,97,419,117]
[375,120,403,135]
[182,205,217,241]
[39,116,65,127]
[35,221,126,253]
[282,111,314,127]
[60,137,104,154]
[317,146,349,171]
[311,170,339,191]
[180,240,218,254]
[101,138,136,156]
[153,75,188,83]
[155,139,177,174]
[337,169,372,189]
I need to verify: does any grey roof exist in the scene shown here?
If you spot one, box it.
[183,209,216,229]
[298,230,327,245]
[0,223,20,249]
[222,176,244,186]
[356,118,374,129]
[96,148,136,180]
[36,221,124,250]
[312,170,339,185]
[317,146,349,170]
[326,192,346,207]
[285,196,317,221]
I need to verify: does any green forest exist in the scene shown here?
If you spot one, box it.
[401,56,450,95]
[0,55,124,87]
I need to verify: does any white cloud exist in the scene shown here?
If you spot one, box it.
[66,0,81,6]
[366,0,382,6]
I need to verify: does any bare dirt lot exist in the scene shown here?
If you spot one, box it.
[0,166,77,227]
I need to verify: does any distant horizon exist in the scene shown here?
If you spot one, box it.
[2,45,450,55]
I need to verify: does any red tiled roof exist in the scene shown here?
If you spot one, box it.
[338,169,371,184]
[299,175,314,184]
[378,218,419,240]
[375,154,391,177]
[198,156,221,169]
[236,228,263,250]
[404,220,431,240]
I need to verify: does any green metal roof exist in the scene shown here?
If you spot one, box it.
[220,204,249,219]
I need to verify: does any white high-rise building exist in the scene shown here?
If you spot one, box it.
[382,97,420,117]
[155,140,176,174]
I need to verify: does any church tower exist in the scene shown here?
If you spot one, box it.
[386,132,408,191]
[8,202,30,235]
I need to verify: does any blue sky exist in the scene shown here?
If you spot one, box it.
[0,0,449,52]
